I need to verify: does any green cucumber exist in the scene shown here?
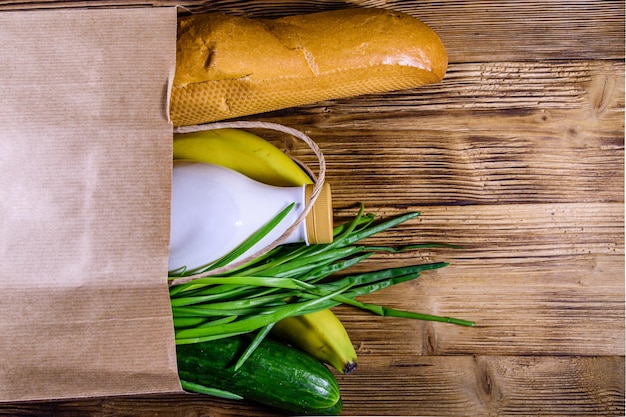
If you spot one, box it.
[176,335,342,415]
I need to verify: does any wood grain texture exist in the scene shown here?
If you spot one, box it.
[0,0,622,62]
[335,356,625,416]
[259,60,624,206]
[0,356,622,417]
[0,0,623,416]
[328,202,624,357]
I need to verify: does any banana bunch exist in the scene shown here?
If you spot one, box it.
[173,128,358,374]
[270,308,358,374]
[173,128,311,187]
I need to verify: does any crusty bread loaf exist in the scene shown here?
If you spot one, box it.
[170,8,447,126]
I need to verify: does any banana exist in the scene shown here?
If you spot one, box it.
[173,127,358,374]
[271,309,358,374]
[173,128,312,187]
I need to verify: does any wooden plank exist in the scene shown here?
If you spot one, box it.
[339,278,625,356]
[275,60,625,115]
[289,122,624,206]
[327,202,624,356]
[250,60,624,206]
[0,356,622,416]
[0,1,623,62]
[0,395,280,417]
[170,0,626,62]
[334,356,625,416]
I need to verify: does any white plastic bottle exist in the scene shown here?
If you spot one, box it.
[169,161,333,272]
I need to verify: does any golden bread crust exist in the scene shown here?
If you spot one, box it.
[171,8,447,125]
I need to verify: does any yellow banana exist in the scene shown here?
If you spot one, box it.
[271,309,358,374]
[173,128,312,187]
[172,127,358,374]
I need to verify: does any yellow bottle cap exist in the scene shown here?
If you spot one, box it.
[304,182,334,244]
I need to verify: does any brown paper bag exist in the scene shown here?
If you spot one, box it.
[0,6,181,401]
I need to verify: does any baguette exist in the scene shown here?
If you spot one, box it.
[170,8,447,127]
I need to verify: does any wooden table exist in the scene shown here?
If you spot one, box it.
[1,1,623,415]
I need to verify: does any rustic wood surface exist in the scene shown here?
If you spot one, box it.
[1,0,623,416]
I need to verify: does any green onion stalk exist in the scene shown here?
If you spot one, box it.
[168,204,474,359]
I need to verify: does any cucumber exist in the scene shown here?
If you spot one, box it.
[176,335,342,415]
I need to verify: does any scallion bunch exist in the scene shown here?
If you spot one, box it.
[168,204,473,362]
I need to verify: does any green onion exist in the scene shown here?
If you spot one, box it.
[233,323,275,371]
[179,380,243,400]
[174,284,353,344]
[169,204,474,356]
